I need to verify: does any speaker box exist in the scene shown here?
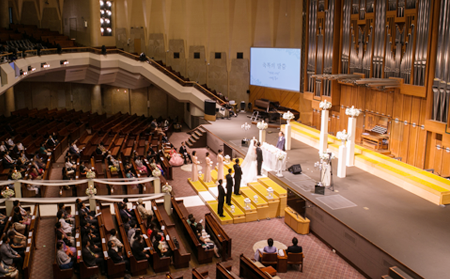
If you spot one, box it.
[315,183,325,195]
[204,100,216,116]
[288,164,302,175]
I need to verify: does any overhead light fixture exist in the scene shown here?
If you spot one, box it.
[100,0,104,6]
[28,66,36,72]
[60,60,69,65]
[41,62,50,68]
[107,1,111,7]
[100,0,112,37]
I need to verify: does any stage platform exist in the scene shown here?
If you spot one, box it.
[201,113,450,279]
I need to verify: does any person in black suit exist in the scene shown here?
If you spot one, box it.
[82,239,106,275]
[225,169,233,205]
[286,237,302,253]
[179,142,192,164]
[233,159,242,195]
[108,241,130,271]
[131,230,149,261]
[256,142,263,176]
[217,179,225,217]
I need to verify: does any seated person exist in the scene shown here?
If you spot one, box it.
[0,236,23,269]
[55,222,75,245]
[136,198,153,221]
[29,166,43,181]
[146,222,157,239]
[195,224,220,258]
[81,226,101,252]
[2,152,15,169]
[254,238,278,262]
[78,201,95,217]
[57,211,73,235]
[57,203,73,222]
[15,142,24,154]
[131,230,150,261]
[152,230,171,257]
[108,240,129,271]
[168,147,184,167]
[39,143,50,156]
[135,156,148,174]
[56,242,75,270]
[0,141,7,153]
[0,261,18,278]
[108,229,123,253]
[68,142,81,158]
[56,230,76,255]
[146,148,157,161]
[6,138,15,150]
[8,230,26,258]
[81,239,106,275]
[119,201,136,224]
[124,160,133,173]
[13,201,30,218]
[65,158,75,172]
[126,169,136,179]
[0,212,7,234]
[106,151,119,170]
[81,210,98,225]
[17,151,29,166]
[12,207,30,231]
[287,237,302,253]
[179,142,192,164]
[96,142,107,156]
[46,134,58,147]
[79,161,88,176]
[32,153,46,169]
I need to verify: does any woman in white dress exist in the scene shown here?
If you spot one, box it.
[192,151,199,181]
[204,152,212,183]
[217,150,224,181]
[240,138,258,186]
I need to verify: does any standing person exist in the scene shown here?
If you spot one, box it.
[256,142,263,176]
[233,159,242,195]
[192,151,199,182]
[225,169,233,205]
[276,131,286,151]
[179,142,192,164]
[217,149,224,181]
[204,152,212,183]
[217,179,225,217]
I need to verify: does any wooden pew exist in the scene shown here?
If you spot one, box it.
[239,254,272,279]
[113,203,148,276]
[98,206,126,278]
[192,268,209,279]
[23,204,40,279]
[75,213,100,279]
[153,202,191,269]
[170,199,214,264]
[216,262,240,279]
[205,212,232,261]
[133,203,171,273]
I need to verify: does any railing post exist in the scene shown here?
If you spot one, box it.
[154,178,161,194]
[14,181,22,198]
[5,199,13,216]
[164,193,171,215]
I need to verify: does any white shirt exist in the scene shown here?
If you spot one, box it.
[0,145,6,152]
[17,143,24,151]
[59,218,72,234]
[65,161,74,169]
[109,235,123,252]
[6,139,14,146]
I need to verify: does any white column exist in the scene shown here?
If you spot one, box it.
[319,109,329,154]
[346,117,357,166]
[259,129,266,143]
[154,178,161,193]
[285,123,292,151]
[5,200,13,216]
[164,193,171,215]
[14,181,21,198]
[337,143,347,178]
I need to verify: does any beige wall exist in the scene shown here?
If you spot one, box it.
[9,81,185,121]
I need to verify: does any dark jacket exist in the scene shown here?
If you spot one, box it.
[226,173,233,189]
[287,245,302,253]
[108,248,124,263]
[256,147,263,162]
[233,164,242,178]
[82,246,97,267]
[131,239,147,261]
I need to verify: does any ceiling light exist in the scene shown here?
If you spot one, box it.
[60,60,69,65]
[41,63,50,68]
[28,66,36,72]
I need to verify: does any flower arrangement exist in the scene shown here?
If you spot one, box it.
[277,152,286,161]
[319,151,335,161]
[282,111,295,121]
[336,129,349,142]
[85,186,97,197]
[86,169,96,179]
[345,106,361,117]
[241,122,251,131]
[11,171,22,180]
[224,155,231,164]
[1,187,14,199]
[319,100,332,110]
[257,120,268,130]
[150,162,157,169]
[162,183,172,193]
[152,168,161,177]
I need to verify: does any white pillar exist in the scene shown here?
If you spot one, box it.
[164,193,171,215]
[319,109,329,154]
[337,143,347,178]
[14,181,21,198]
[5,199,13,216]
[346,117,357,166]
[259,129,266,143]
[154,178,161,193]
[285,123,292,151]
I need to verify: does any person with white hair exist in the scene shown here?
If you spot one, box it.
[136,198,153,221]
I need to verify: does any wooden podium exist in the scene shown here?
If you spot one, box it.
[284,207,310,234]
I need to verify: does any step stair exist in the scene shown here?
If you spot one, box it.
[186,125,207,148]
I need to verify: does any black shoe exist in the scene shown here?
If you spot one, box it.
[227,203,232,206]
[219,215,225,217]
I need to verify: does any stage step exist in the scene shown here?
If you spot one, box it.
[240,187,270,220]
[389,266,415,279]
[205,200,234,225]
[188,178,208,193]
[186,125,207,148]
[231,194,258,222]
[248,182,280,218]
[257,177,287,217]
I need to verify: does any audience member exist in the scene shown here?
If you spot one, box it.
[108,240,129,271]
[254,238,278,262]
[136,199,153,221]
[108,229,123,253]
[81,239,106,275]
[56,242,75,270]
[131,230,150,261]
[0,236,23,269]
[195,223,220,258]
[287,237,302,253]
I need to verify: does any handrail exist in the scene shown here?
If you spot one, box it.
[0,46,227,104]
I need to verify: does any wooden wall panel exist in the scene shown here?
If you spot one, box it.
[434,147,443,176]
[406,98,421,165]
[249,85,301,115]
[389,121,402,157]
[356,87,366,110]
[386,92,394,117]
[392,92,403,119]
[441,151,450,177]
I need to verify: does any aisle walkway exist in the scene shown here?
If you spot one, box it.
[30,218,55,279]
